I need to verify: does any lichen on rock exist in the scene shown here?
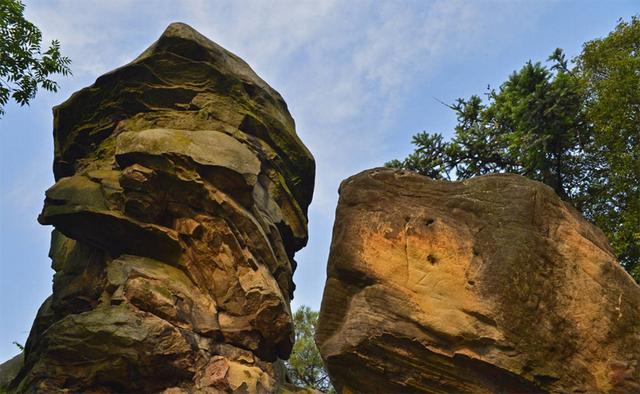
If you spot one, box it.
[9,22,314,393]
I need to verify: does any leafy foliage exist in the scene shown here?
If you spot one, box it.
[388,16,640,282]
[577,16,640,281]
[286,306,334,393]
[0,0,71,116]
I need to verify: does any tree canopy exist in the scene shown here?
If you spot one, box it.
[577,16,640,281]
[0,0,71,116]
[388,16,640,282]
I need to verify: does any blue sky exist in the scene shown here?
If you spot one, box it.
[0,0,637,361]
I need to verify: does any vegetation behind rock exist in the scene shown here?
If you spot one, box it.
[388,16,640,282]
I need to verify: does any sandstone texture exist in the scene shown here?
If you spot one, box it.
[9,23,314,393]
[316,168,640,393]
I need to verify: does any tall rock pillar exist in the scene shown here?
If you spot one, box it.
[11,23,315,393]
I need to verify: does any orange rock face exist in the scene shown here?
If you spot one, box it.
[9,23,315,393]
[316,168,640,393]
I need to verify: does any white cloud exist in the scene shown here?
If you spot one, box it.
[24,0,544,130]
[10,0,549,312]
[31,1,524,117]
[3,0,584,360]
[16,0,553,263]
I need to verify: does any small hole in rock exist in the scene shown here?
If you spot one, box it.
[426,218,435,226]
[427,254,437,265]
[468,280,475,286]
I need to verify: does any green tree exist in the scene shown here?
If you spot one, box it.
[577,16,640,280]
[286,306,334,393]
[0,0,71,116]
[388,16,639,282]
[388,54,587,199]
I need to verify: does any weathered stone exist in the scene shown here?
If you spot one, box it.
[317,168,640,393]
[0,354,23,391]
[10,22,314,393]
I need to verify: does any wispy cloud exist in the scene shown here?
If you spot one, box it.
[12,0,627,360]
[22,0,549,222]
[8,0,550,319]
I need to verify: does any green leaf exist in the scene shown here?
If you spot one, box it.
[0,0,71,117]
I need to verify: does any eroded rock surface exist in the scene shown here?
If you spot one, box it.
[317,168,640,393]
[10,22,314,393]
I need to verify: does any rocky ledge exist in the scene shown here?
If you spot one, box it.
[316,168,640,393]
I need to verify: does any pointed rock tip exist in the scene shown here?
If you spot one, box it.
[132,22,272,92]
[159,22,213,45]
[136,21,226,60]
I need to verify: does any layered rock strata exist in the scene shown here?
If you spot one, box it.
[317,168,640,393]
[10,22,315,393]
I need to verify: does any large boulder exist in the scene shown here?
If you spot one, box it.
[316,168,640,393]
[10,23,315,393]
